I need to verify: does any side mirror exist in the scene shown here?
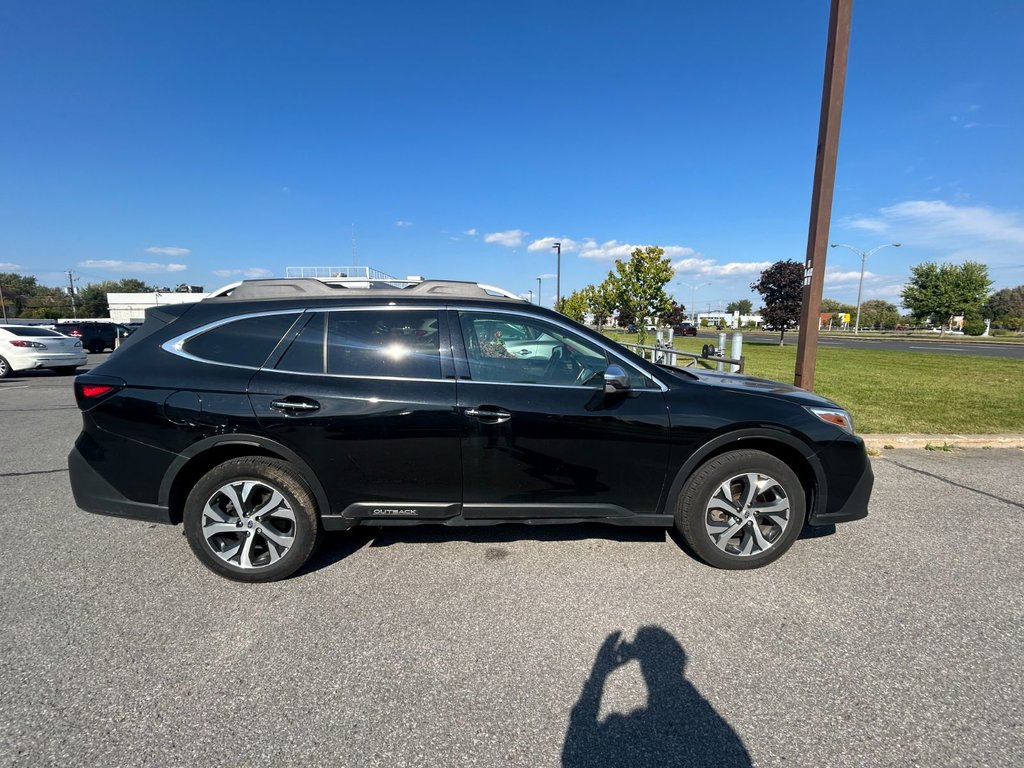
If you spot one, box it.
[603,364,631,394]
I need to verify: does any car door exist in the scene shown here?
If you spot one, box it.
[248,307,463,521]
[452,309,672,520]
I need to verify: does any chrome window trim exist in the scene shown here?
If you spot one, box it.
[162,304,669,393]
[163,306,449,375]
[454,307,669,393]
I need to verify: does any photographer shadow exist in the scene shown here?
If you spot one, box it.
[562,627,752,768]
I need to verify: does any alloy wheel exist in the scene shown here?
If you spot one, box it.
[201,479,297,569]
[704,472,791,557]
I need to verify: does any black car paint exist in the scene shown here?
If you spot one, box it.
[69,294,872,533]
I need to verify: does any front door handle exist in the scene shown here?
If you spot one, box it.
[465,407,512,423]
[270,398,320,413]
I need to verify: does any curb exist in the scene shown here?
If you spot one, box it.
[861,433,1024,451]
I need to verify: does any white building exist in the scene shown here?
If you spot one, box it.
[107,291,208,324]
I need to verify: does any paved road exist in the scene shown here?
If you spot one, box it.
[735,332,1024,359]
[1,361,1022,767]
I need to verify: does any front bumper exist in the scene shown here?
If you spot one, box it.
[807,457,873,526]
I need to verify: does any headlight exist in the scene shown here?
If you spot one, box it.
[806,406,855,434]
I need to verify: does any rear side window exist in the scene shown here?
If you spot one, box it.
[309,310,441,379]
[183,313,299,367]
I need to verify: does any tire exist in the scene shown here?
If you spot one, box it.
[0,355,10,379]
[52,366,80,376]
[183,456,321,582]
[674,449,806,570]
[88,342,103,354]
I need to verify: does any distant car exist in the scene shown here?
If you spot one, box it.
[673,323,698,337]
[52,321,133,354]
[0,325,87,378]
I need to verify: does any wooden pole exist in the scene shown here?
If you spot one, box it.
[794,0,853,390]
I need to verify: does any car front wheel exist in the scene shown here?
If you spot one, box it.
[183,456,321,582]
[0,355,10,379]
[674,449,806,569]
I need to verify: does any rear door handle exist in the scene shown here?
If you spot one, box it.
[465,408,512,423]
[270,398,321,413]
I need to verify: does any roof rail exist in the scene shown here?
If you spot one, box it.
[209,278,527,302]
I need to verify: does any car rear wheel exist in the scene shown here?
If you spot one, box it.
[88,342,104,354]
[674,449,805,569]
[183,456,321,582]
[0,355,10,379]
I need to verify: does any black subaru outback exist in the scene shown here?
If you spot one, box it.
[69,279,872,581]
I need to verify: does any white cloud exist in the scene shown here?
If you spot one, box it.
[394,220,413,228]
[527,236,580,253]
[145,246,191,257]
[842,200,1024,256]
[484,229,527,247]
[211,268,275,278]
[0,262,20,269]
[80,260,188,273]
[715,260,774,275]
[826,269,878,284]
[576,240,698,262]
[537,273,557,279]
[464,228,478,236]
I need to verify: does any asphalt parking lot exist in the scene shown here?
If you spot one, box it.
[1,356,1022,768]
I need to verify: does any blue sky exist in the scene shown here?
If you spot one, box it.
[2,1,1022,310]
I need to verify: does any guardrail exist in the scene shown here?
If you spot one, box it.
[619,341,745,374]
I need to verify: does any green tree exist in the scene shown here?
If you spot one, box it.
[725,299,753,315]
[751,260,804,345]
[857,299,900,330]
[586,275,618,331]
[616,306,637,329]
[820,297,855,315]
[901,261,992,334]
[20,286,73,319]
[555,289,590,324]
[984,285,1024,329]
[609,246,674,344]
[0,272,44,317]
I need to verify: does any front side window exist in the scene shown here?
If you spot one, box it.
[182,313,299,367]
[309,310,442,379]
[459,312,618,386]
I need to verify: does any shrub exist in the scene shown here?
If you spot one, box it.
[962,311,986,336]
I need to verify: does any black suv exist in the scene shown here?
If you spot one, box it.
[54,321,133,353]
[69,279,872,581]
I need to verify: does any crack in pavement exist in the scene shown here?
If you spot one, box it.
[884,458,1024,511]
[0,468,69,478]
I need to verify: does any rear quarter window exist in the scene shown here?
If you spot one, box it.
[182,313,300,367]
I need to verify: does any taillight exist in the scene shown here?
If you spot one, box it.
[74,375,126,410]
[70,330,83,336]
[81,384,116,398]
[9,340,47,348]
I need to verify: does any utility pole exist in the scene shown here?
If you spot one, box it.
[553,242,561,309]
[830,242,901,333]
[794,0,853,391]
[66,270,78,319]
[0,281,8,323]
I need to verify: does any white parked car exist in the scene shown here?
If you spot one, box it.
[0,325,87,378]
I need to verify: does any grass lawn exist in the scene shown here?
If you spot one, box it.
[603,331,1024,434]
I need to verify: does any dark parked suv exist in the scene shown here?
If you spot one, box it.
[69,279,872,581]
[54,321,133,353]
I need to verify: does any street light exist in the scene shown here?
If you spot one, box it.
[536,276,543,307]
[676,281,711,324]
[829,242,901,333]
[552,242,561,309]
